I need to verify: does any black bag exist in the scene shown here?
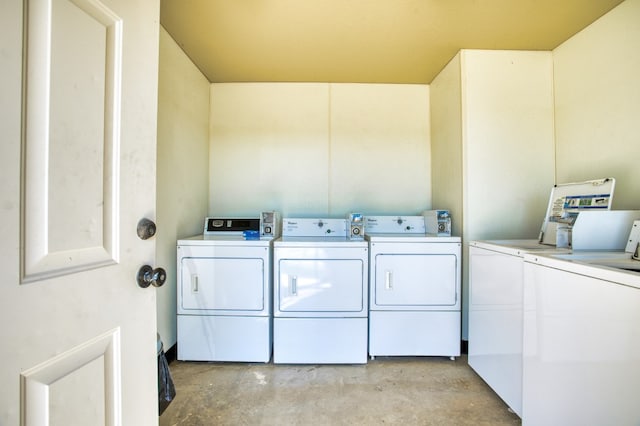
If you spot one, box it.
[158,345,176,415]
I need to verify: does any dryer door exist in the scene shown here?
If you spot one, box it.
[179,256,265,313]
[277,258,366,315]
[373,254,458,308]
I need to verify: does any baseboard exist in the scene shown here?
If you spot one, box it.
[165,341,467,362]
[165,343,177,364]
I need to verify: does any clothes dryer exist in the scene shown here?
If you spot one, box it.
[176,216,276,362]
[366,215,462,359]
[273,218,369,364]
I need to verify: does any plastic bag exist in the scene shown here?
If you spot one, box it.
[158,346,176,415]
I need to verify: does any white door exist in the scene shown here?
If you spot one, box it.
[178,248,267,313]
[277,257,366,314]
[373,254,458,307]
[0,0,161,425]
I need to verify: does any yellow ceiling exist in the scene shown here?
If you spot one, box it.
[160,0,624,84]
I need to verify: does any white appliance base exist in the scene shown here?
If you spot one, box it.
[369,311,460,357]
[274,317,368,364]
[469,352,522,417]
[177,315,271,362]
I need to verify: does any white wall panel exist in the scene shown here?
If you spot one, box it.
[209,83,330,216]
[208,83,430,217]
[430,54,463,237]
[430,50,556,340]
[463,50,556,241]
[553,0,640,210]
[330,84,430,215]
[156,27,210,348]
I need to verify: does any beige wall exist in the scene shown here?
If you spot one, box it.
[430,54,463,237]
[553,0,640,209]
[157,0,639,349]
[430,50,556,340]
[209,83,431,217]
[462,50,556,241]
[156,27,210,348]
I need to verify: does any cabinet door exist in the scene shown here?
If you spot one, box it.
[278,259,365,313]
[374,254,457,306]
[180,257,265,312]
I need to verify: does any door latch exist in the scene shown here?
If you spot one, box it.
[137,265,166,288]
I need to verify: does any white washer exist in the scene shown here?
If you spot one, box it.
[177,217,274,362]
[467,179,621,417]
[366,216,462,359]
[522,251,640,425]
[273,218,369,364]
[468,239,570,417]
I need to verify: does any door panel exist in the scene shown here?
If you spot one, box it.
[22,0,122,282]
[0,0,160,424]
[278,259,365,312]
[374,254,457,306]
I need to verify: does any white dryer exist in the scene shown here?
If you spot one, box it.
[366,215,462,359]
[177,216,276,362]
[273,218,369,364]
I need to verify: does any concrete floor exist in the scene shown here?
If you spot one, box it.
[159,355,521,426]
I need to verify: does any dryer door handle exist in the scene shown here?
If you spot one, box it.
[290,275,298,296]
[385,270,393,290]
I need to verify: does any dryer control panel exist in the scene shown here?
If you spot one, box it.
[260,211,281,239]
[282,218,348,237]
[365,216,426,234]
[204,217,260,234]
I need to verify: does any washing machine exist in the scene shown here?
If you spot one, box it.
[366,215,462,359]
[468,239,570,417]
[177,214,279,362]
[522,246,640,424]
[273,218,369,364]
[468,178,620,417]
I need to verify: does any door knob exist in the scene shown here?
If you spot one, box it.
[137,218,157,240]
[137,265,167,288]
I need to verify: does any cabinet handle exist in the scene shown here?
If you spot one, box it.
[291,275,298,296]
[192,274,198,293]
[385,270,393,290]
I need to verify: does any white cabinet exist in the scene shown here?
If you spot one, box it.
[430,50,556,338]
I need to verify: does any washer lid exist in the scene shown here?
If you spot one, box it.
[539,178,615,245]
